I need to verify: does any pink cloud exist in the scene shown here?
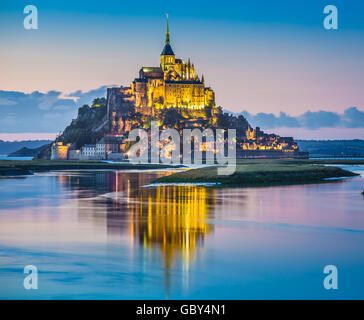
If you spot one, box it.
[0,133,57,142]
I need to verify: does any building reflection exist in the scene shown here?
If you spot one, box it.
[56,170,215,275]
[130,184,214,270]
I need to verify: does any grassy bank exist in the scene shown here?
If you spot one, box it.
[152,159,359,187]
[0,160,181,177]
[307,159,364,165]
[1,159,362,182]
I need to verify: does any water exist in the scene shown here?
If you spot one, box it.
[0,156,33,161]
[0,166,363,299]
[310,157,364,160]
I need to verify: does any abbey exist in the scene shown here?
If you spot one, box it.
[112,15,215,117]
[47,16,306,161]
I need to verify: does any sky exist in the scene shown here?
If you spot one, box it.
[1,0,364,140]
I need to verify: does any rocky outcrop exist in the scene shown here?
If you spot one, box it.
[36,102,108,159]
[36,92,302,159]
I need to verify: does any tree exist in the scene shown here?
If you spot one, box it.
[162,109,183,128]
[92,97,107,108]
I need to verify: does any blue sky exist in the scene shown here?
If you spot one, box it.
[1,0,364,139]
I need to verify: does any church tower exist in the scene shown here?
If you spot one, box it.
[160,14,175,70]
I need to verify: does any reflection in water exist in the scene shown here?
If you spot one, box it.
[56,170,216,292]
[131,185,214,268]
[130,184,215,294]
[1,167,364,299]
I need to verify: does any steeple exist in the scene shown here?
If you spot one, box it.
[160,14,175,70]
[165,14,170,45]
[161,14,175,57]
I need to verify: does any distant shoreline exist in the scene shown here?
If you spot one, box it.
[0,160,184,177]
[310,156,364,159]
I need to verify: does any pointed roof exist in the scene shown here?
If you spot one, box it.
[161,14,175,56]
[161,44,174,56]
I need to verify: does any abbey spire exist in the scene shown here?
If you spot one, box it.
[160,14,175,70]
[165,13,170,45]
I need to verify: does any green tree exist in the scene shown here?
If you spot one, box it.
[92,97,107,108]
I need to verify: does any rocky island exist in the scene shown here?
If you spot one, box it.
[37,17,306,162]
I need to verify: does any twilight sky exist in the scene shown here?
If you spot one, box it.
[1,0,364,140]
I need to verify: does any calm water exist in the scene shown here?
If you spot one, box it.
[0,166,363,299]
[0,157,33,161]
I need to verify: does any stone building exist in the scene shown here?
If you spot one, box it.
[68,149,81,160]
[107,15,216,119]
[51,142,70,160]
[106,87,134,135]
[81,144,96,159]
[100,16,303,159]
[96,137,120,159]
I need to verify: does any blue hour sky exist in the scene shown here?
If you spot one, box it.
[1,0,364,139]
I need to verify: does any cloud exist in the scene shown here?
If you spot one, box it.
[0,86,109,133]
[38,91,63,110]
[240,107,364,130]
[1,85,363,135]
[240,111,300,128]
[299,111,341,129]
[342,107,364,128]
[66,85,113,106]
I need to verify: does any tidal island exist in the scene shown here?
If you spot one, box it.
[37,16,306,162]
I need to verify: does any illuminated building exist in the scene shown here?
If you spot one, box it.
[98,16,304,158]
[51,141,70,160]
[118,15,216,116]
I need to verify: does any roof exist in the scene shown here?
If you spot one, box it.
[134,78,148,83]
[142,67,162,72]
[140,67,164,79]
[161,43,174,56]
[97,137,120,144]
[96,138,105,144]
[165,80,203,85]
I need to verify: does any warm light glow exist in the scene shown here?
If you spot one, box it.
[129,185,214,270]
